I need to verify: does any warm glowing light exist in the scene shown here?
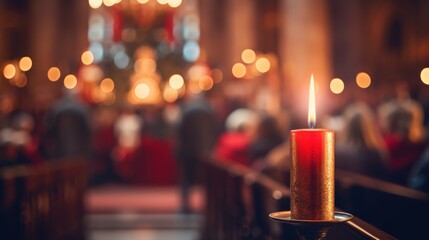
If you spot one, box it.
[89,0,103,8]
[199,75,214,90]
[103,0,116,7]
[81,51,94,65]
[47,67,61,81]
[421,68,429,85]
[169,74,184,89]
[134,58,156,73]
[137,0,150,3]
[19,57,32,71]
[168,0,182,8]
[189,80,201,94]
[64,74,78,89]
[356,72,371,88]
[90,0,102,8]
[330,78,344,94]
[232,63,246,78]
[164,87,179,103]
[3,64,16,79]
[100,78,115,93]
[308,75,316,128]
[135,83,150,99]
[91,88,103,103]
[241,49,256,64]
[15,74,27,88]
[255,57,270,73]
[211,69,223,83]
[157,0,168,4]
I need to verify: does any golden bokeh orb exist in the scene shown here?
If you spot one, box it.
[47,67,61,82]
[64,74,78,89]
[330,78,345,94]
[232,63,246,78]
[19,57,32,72]
[356,72,371,88]
[241,49,256,64]
[255,57,270,73]
[420,68,429,85]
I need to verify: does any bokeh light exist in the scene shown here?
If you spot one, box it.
[168,0,182,8]
[103,0,116,7]
[100,78,115,93]
[91,88,104,103]
[19,57,32,71]
[164,87,179,103]
[189,79,201,94]
[88,14,105,42]
[183,41,200,62]
[64,74,78,89]
[211,69,223,83]
[420,67,429,85]
[169,74,184,89]
[47,67,61,81]
[89,0,103,8]
[3,64,16,79]
[135,83,151,99]
[241,49,256,64]
[89,42,104,63]
[330,78,345,94]
[81,51,94,65]
[199,75,214,90]
[15,74,27,88]
[356,72,371,88]
[137,0,149,3]
[134,58,156,73]
[157,0,169,5]
[255,57,270,73]
[232,63,246,78]
[80,65,103,83]
[114,52,129,69]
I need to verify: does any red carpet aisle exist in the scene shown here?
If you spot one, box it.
[114,136,179,186]
[85,185,204,240]
[85,184,204,213]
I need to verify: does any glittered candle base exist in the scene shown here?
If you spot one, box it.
[290,129,335,220]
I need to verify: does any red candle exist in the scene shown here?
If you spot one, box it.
[290,75,335,220]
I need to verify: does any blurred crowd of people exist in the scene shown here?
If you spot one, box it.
[205,82,429,195]
[1,81,429,203]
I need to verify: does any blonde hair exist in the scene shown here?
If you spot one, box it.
[341,102,387,153]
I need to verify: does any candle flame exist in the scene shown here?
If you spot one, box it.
[308,74,316,128]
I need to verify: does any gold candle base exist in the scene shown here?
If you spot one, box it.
[269,211,353,240]
[290,129,335,220]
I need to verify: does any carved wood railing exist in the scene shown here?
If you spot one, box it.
[201,157,402,240]
[0,159,87,240]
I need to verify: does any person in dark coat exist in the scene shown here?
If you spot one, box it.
[176,93,219,213]
[44,90,91,160]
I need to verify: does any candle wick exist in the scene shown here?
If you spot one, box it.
[309,121,316,129]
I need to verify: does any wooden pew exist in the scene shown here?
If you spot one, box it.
[202,157,398,240]
[335,169,429,240]
[0,159,88,240]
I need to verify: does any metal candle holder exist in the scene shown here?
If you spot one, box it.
[269,211,353,240]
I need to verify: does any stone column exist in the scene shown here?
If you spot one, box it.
[225,0,256,70]
[280,0,332,124]
[27,0,89,110]
[27,0,59,109]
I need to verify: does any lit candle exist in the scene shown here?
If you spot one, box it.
[290,75,335,220]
